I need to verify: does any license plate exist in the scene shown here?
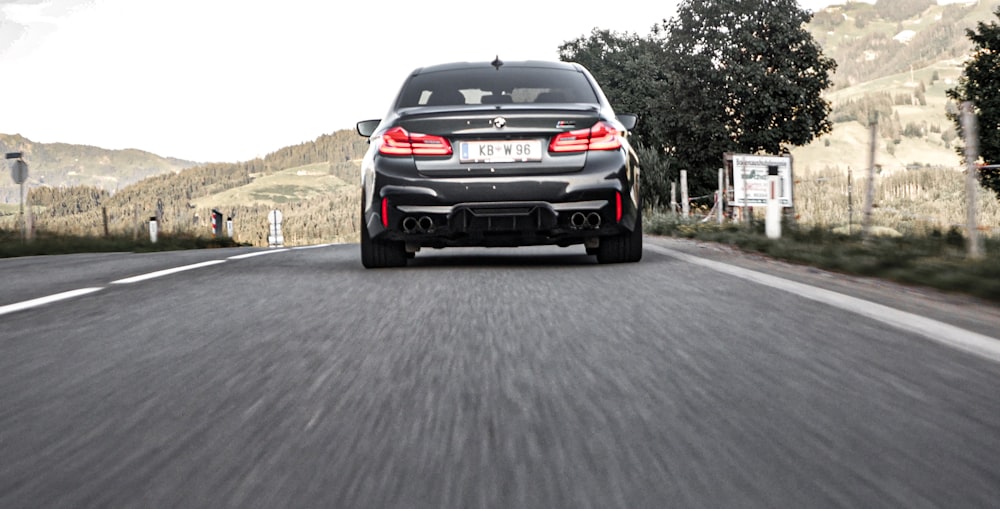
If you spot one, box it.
[459,140,542,163]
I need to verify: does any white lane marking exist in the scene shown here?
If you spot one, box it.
[647,244,1000,364]
[2,249,301,316]
[110,260,227,285]
[292,244,334,250]
[0,288,104,317]
[228,249,290,260]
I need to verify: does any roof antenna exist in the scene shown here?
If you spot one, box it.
[491,55,503,70]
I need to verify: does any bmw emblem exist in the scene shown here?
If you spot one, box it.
[492,117,507,129]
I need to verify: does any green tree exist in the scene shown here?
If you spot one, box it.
[558,29,670,151]
[659,0,836,164]
[947,7,1000,199]
[560,0,836,201]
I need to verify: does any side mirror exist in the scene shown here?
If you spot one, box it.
[616,114,638,131]
[356,119,381,137]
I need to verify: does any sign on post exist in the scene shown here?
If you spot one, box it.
[11,159,28,185]
[730,154,793,208]
[210,209,223,237]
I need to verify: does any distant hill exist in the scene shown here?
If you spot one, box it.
[0,133,197,204]
[5,129,369,246]
[792,0,1000,174]
[809,0,996,88]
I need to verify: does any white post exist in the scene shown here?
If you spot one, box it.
[149,217,158,243]
[268,209,284,248]
[226,217,234,239]
[961,102,983,259]
[717,167,724,224]
[680,170,690,217]
[766,165,782,239]
[670,182,678,216]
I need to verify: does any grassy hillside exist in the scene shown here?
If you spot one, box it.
[792,61,966,173]
[809,0,1000,88]
[793,1,1000,183]
[186,161,361,246]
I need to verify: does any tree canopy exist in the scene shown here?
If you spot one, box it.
[947,6,1000,199]
[559,0,836,202]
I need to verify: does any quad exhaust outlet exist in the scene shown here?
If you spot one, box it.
[402,216,435,234]
[571,212,602,230]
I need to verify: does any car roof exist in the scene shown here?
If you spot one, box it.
[409,60,585,76]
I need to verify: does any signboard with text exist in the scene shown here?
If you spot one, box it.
[729,154,793,207]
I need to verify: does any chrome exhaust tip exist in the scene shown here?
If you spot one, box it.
[402,216,418,234]
[586,212,602,228]
[417,216,434,233]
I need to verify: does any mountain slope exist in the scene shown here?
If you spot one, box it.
[0,133,197,203]
[793,0,1000,175]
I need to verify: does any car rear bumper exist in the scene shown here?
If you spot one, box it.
[363,150,639,247]
[367,180,635,248]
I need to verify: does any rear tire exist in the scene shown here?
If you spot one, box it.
[360,199,407,269]
[596,206,642,264]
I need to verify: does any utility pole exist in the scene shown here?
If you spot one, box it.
[961,102,983,259]
[862,112,878,239]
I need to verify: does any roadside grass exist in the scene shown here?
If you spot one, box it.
[645,210,1000,303]
[0,229,247,258]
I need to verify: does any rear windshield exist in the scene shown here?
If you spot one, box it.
[395,67,600,108]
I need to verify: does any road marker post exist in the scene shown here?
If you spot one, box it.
[766,165,781,239]
[149,216,158,243]
[268,209,284,248]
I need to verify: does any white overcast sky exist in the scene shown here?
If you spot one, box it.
[1,0,843,163]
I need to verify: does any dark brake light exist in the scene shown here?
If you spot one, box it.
[379,126,453,156]
[549,122,623,153]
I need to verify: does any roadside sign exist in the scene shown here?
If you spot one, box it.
[730,154,793,207]
[11,159,27,184]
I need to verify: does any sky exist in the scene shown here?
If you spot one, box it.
[1,0,844,163]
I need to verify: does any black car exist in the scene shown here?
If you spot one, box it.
[355,59,642,268]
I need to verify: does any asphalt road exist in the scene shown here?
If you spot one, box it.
[1,238,999,508]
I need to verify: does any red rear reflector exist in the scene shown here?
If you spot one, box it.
[548,122,622,153]
[616,192,622,223]
[378,126,452,156]
[381,197,389,228]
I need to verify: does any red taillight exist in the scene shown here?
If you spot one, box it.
[549,127,592,153]
[378,126,452,156]
[588,122,623,151]
[548,122,622,153]
[615,192,622,223]
[381,197,389,228]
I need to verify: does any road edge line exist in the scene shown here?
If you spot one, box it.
[647,244,1000,364]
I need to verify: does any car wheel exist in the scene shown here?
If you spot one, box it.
[360,199,407,269]
[596,205,642,264]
